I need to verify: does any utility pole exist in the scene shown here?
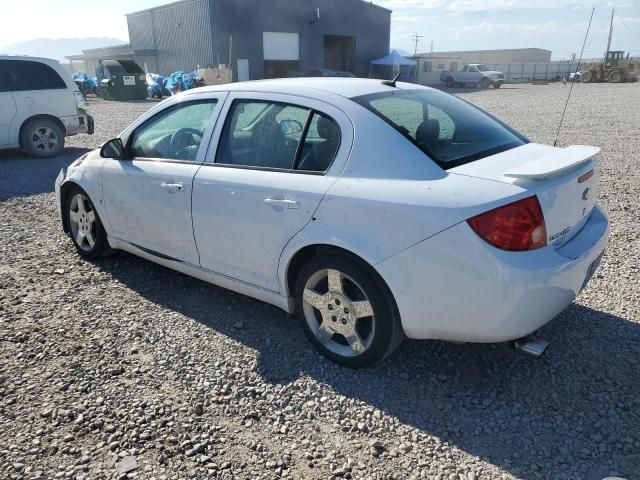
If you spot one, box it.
[410,33,424,56]
[605,8,614,62]
[430,40,433,55]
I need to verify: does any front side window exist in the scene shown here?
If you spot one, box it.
[5,60,67,91]
[352,89,526,169]
[216,100,340,173]
[129,100,218,161]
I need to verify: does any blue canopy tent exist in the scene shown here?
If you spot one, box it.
[370,50,417,82]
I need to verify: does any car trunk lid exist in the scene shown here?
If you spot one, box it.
[450,143,600,248]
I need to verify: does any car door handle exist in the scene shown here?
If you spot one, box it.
[264,198,300,209]
[161,182,184,192]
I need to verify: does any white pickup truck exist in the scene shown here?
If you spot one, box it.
[440,64,505,89]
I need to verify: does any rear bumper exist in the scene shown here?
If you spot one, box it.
[62,113,94,136]
[376,204,609,342]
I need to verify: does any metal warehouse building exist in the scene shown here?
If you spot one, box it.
[71,0,391,80]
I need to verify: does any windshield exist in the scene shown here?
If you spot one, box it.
[476,65,490,72]
[351,89,526,169]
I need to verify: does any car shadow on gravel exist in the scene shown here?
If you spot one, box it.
[0,147,90,201]
[95,252,640,480]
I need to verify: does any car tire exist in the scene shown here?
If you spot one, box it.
[21,118,65,158]
[295,254,404,368]
[64,187,112,258]
[480,77,490,89]
[446,77,455,88]
[493,82,502,89]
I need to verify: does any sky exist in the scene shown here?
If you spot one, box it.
[0,0,639,60]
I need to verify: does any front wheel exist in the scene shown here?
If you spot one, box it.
[64,187,112,258]
[493,82,502,89]
[295,255,404,368]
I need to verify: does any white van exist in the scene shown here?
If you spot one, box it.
[0,56,94,158]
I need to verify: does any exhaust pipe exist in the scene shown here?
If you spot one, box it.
[514,336,549,358]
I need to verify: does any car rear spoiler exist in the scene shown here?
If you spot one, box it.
[503,145,600,180]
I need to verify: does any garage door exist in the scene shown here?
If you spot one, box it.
[263,32,300,61]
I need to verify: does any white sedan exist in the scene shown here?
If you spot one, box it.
[55,78,609,367]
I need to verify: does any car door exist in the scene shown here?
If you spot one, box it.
[0,61,17,145]
[101,94,226,265]
[469,65,481,82]
[192,92,353,292]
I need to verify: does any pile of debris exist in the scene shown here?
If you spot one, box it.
[146,66,233,99]
[73,72,99,96]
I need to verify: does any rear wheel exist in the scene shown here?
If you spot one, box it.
[608,70,623,83]
[295,254,404,368]
[21,118,65,158]
[480,77,490,89]
[446,77,455,88]
[65,187,111,258]
[581,70,594,83]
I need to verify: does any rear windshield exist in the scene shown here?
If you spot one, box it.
[352,89,527,169]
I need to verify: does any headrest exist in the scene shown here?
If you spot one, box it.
[416,119,440,145]
[317,115,340,141]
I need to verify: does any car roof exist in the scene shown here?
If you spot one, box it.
[0,55,60,65]
[186,77,430,100]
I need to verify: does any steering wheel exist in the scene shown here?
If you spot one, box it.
[169,127,203,158]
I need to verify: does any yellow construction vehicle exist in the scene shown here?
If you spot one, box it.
[581,51,639,83]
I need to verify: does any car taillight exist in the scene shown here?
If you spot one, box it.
[467,196,547,251]
[74,91,87,110]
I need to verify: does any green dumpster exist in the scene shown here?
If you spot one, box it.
[96,60,148,101]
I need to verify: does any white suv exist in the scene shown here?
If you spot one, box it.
[0,56,94,158]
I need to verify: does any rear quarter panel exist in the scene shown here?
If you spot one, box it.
[11,89,77,140]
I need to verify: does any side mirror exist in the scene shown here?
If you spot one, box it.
[278,119,303,136]
[100,138,125,159]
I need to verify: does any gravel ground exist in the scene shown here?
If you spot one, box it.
[1,84,639,480]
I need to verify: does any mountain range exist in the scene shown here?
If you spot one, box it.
[0,37,127,63]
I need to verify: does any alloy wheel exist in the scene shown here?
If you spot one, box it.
[68,193,97,252]
[31,127,59,152]
[302,268,375,357]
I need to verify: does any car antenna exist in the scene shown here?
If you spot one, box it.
[382,72,401,88]
[554,7,594,147]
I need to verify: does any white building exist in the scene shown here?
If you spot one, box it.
[413,48,555,85]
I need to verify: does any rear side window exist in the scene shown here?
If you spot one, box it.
[216,100,341,173]
[297,112,341,172]
[352,89,526,169]
[4,60,67,91]
[0,62,11,92]
[217,100,310,170]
